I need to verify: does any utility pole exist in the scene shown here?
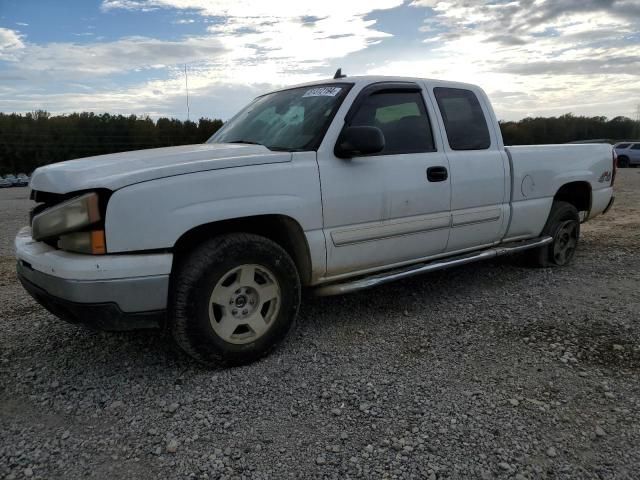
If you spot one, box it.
[185,64,190,122]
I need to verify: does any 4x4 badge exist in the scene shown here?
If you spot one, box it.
[598,171,612,183]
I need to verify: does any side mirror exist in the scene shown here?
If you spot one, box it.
[334,126,385,159]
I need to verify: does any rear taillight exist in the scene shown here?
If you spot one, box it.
[611,148,617,186]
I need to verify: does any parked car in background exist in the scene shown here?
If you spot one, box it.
[614,142,640,167]
[15,173,30,187]
[4,174,18,186]
[0,177,12,188]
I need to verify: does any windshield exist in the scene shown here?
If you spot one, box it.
[208,84,351,151]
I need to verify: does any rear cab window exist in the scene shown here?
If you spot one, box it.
[434,87,491,150]
[616,143,630,149]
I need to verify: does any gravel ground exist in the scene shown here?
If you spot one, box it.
[1,171,639,480]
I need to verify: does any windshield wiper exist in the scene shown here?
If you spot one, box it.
[268,146,305,152]
[228,140,263,146]
[227,140,304,152]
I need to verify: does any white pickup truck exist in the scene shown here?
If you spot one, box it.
[16,75,616,365]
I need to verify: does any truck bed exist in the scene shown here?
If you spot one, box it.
[504,143,615,241]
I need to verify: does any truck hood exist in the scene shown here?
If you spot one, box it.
[30,143,291,194]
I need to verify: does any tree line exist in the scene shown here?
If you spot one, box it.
[0,111,223,174]
[499,113,639,145]
[1,111,638,174]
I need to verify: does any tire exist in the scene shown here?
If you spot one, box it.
[618,156,629,168]
[528,201,580,268]
[170,233,301,366]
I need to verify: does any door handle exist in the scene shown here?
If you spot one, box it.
[427,166,448,182]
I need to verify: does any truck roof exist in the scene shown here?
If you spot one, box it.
[276,75,484,94]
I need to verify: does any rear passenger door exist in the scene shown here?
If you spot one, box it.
[430,86,509,252]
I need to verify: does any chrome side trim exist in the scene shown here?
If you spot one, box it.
[331,213,450,246]
[451,207,501,228]
[314,236,552,296]
[451,215,501,228]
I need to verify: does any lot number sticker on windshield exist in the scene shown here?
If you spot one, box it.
[302,87,342,98]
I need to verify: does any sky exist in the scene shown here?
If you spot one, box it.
[0,0,639,121]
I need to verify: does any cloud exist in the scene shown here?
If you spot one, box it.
[0,77,269,120]
[410,1,639,77]
[101,0,405,18]
[100,0,159,12]
[1,1,403,119]
[505,0,640,31]
[101,0,403,77]
[0,28,25,58]
[484,35,527,46]
[92,0,405,99]
[2,1,639,121]
[399,0,640,118]
[411,0,639,47]
[2,35,227,77]
[502,55,640,76]
[206,15,392,67]
[4,1,401,84]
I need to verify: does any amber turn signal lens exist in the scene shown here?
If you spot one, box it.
[58,229,107,255]
[91,230,106,254]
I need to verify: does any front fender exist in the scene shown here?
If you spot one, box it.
[105,156,323,253]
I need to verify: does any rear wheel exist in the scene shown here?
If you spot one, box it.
[170,233,301,366]
[529,201,580,267]
[618,156,629,168]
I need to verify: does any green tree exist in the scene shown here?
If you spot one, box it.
[0,112,224,174]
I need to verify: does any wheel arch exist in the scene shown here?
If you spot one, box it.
[172,214,313,286]
[553,181,592,215]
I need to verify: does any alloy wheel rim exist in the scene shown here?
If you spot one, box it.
[208,264,281,344]
[553,220,578,265]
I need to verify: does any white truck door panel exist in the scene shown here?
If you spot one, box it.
[318,82,451,279]
[322,153,451,277]
[429,84,508,252]
[446,149,507,251]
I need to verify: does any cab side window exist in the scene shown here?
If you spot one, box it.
[349,91,435,155]
[631,144,640,150]
[434,87,491,151]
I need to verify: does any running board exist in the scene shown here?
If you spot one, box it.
[313,236,553,297]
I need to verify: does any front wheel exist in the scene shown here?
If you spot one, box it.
[529,201,580,267]
[170,233,301,366]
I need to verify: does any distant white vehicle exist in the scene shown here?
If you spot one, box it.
[0,177,12,188]
[16,74,615,365]
[614,142,640,167]
[14,173,29,187]
[4,174,18,186]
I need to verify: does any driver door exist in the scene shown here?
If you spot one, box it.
[317,82,452,280]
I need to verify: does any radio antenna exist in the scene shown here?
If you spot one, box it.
[184,64,190,121]
[333,68,346,79]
